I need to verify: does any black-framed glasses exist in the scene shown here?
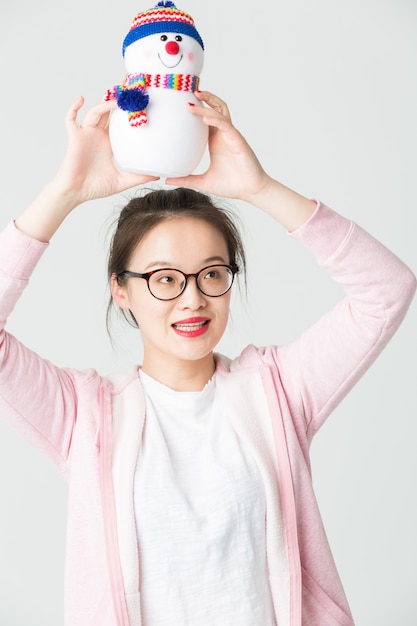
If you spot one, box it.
[117,264,239,301]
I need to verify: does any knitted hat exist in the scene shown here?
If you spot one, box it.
[123,1,204,56]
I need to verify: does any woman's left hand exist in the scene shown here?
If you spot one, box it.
[165,91,272,203]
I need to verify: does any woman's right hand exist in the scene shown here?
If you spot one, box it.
[54,97,159,205]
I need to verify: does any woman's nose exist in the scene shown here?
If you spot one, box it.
[179,277,206,308]
[165,40,180,55]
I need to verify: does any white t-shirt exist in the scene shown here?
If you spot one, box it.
[134,370,276,625]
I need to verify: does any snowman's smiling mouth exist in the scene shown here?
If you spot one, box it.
[158,53,183,69]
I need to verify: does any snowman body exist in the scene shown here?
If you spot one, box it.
[109,31,208,177]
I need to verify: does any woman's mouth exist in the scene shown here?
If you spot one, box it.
[172,318,210,338]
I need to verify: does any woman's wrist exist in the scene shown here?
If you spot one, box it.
[247,176,316,232]
[15,179,82,242]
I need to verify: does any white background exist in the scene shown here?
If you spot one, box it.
[0,0,416,624]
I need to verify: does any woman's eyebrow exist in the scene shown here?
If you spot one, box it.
[143,256,228,271]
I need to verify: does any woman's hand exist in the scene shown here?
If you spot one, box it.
[165,91,271,203]
[54,97,159,205]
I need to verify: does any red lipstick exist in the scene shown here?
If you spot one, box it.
[171,317,211,338]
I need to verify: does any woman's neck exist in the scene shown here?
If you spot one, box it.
[140,353,216,392]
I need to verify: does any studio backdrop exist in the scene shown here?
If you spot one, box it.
[0,1,416,624]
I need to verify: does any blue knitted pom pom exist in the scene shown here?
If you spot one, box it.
[156,1,176,8]
[117,89,150,112]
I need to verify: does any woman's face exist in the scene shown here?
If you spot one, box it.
[111,217,232,382]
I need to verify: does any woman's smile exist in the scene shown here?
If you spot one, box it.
[171,316,211,337]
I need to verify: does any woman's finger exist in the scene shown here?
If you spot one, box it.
[194,90,232,121]
[187,102,236,141]
[79,100,118,129]
[65,96,85,130]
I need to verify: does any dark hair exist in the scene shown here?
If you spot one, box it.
[107,187,246,329]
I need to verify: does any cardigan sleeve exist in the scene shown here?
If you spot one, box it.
[0,222,93,473]
[258,202,416,442]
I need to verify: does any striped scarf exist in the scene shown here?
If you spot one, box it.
[105,72,200,127]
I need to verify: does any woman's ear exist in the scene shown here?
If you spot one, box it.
[110,273,130,310]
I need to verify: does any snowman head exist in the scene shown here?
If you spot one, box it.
[123,1,204,75]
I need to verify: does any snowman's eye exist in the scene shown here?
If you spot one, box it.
[160,35,168,41]
[175,35,183,42]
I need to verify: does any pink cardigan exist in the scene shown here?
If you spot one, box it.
[0,203,415,625]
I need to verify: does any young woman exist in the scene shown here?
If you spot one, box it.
[0,91,415,625]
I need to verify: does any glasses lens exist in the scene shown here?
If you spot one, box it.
[197,265,234,296]
[148,269,185,300]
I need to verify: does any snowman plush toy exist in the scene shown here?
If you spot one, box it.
[105,1,208,177]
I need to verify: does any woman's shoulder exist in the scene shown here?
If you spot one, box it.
[101,365,141,395]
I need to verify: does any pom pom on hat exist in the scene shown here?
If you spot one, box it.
[123,1,204,56]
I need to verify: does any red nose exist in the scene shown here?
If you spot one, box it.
[165,40,180,55]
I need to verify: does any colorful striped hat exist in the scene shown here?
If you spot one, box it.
[123,1,204,55]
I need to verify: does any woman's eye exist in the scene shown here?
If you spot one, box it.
[160,34,168,41]
[159,275,175,284]
[204,270,220,280]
